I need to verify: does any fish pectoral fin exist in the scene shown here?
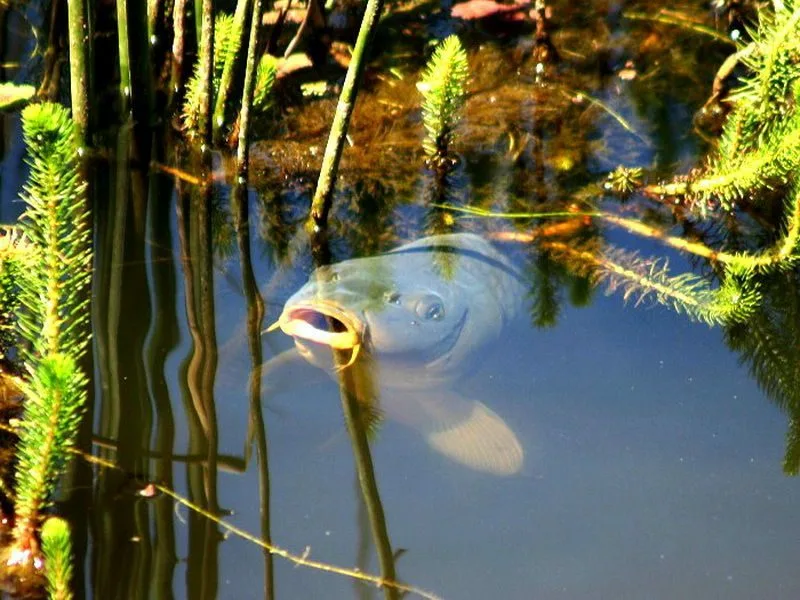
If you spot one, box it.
[385,391,524,476]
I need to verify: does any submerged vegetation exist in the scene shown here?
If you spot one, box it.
[1,0,800,597]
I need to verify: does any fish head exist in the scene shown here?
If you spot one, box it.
[275,254,470,375]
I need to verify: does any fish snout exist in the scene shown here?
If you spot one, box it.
[274,302,367,368]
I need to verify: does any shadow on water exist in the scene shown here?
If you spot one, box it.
[4,1,800,599]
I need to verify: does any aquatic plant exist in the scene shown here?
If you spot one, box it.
[723,269,800,475]
[41,516,73,600]
[547,0,800,325]
[213,0,252,140]
[307,0,386,232]
[182,13,241,140]
[253,55,279,113]
[66,0,88,141]
[418,35,469,159]
[0,227,31,363]
[543,242,760,326]
[646,1,800,215]
[8,102,91,559]
[238,3,271,170]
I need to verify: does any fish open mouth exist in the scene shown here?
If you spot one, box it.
[267,302,365,368]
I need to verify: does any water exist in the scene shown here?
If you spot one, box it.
[3,2,800,599]
[81,183,798,600]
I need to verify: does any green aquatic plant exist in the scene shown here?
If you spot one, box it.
[7,102,91,559]
[440,203,762,326]
[16,104,91,360]
[544,242,760,326]
[0,228,31,364]
[66,0,88,141]
[307,0,386,232]
[213,0,252,140]
[253,54,279,112]
[647,0,800,214]
[41,516,73,600]
[418,35,469,159]
[722,268,800,475]
[182,13,241,140]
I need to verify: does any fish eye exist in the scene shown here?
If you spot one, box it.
[415,296,445,321]
[385,291,401,304]
[426,303,444,320]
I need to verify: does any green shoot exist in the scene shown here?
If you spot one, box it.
[41,516,74,600]
[182,13,242,140]
[253,54,279,113]
[418,35,469,159]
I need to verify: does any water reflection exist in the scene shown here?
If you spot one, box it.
[725,269,800,475]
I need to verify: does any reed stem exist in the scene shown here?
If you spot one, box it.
[171,0,191,99]
[66,0,89,143]
[116,0,132,114]
[307,0,385,232]
[197,0,215,145]
[214,0,251,141]
[236,0,263,171]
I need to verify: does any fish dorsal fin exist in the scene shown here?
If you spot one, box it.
[382,390,524,476]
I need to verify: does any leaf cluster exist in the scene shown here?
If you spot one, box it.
[182,13,241,139]
[40,516,73,600]
[600,2,800,325]
[682,1,800,210]
[14,354,86,524]
[253,55,279,113]
[182,14,279,141]
[17,103,92,361]
[563,244,759,326]
[418,35,469,158]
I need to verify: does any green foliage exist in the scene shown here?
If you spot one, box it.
[17,103,91,361]
[15,354,86,525]
[41,516,74,600]
[0,228,32,362]
[253,54,279,112]
[528,253,564,328]
[10,102,91,547]
[589,248,758,326]
[605,166,644,196]
[182,13,242,139]
[418,35,469,158]
[678,1,800,210]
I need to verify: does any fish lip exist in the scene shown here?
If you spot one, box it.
[278,301,365,349]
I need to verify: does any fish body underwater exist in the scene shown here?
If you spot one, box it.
[268,233,527,475]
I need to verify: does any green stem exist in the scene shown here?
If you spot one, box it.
[307,0,385,233]
[197,0,215,145]
[171,0,191,98]
[214,0,251,141]
[67,0,89,143]
[116,0,132,114]
[237,0,263,171]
